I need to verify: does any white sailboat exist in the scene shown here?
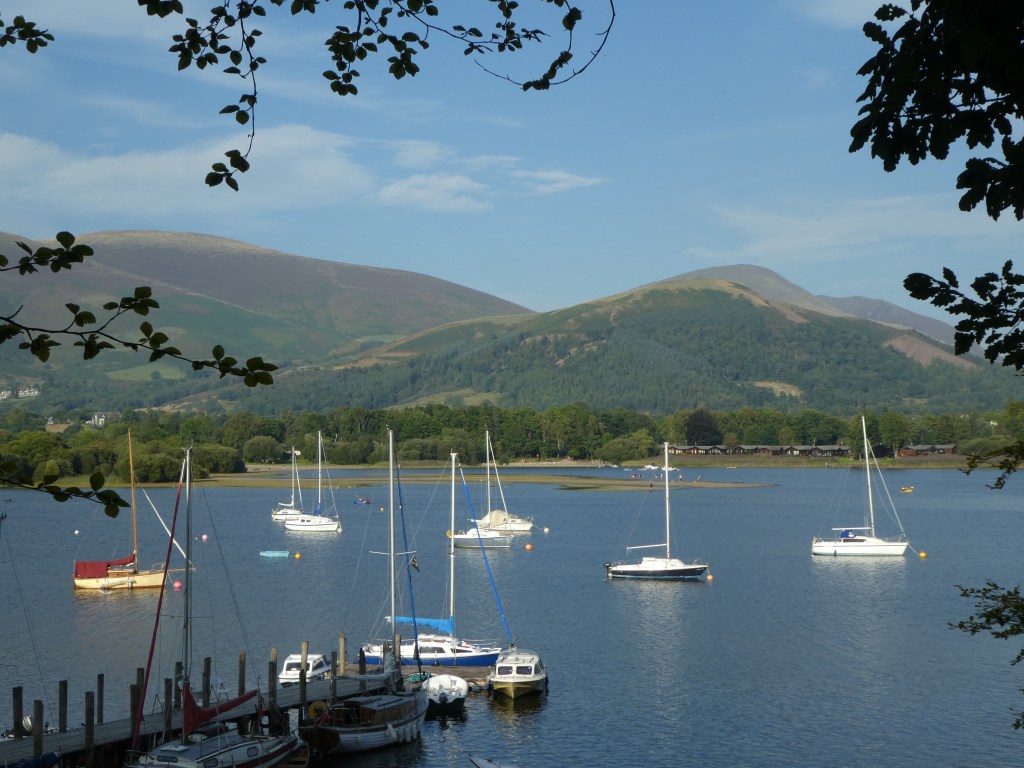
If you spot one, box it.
[604,442,709,580]
[363,452,502,667]
[284,432,341,533]
[271,448,304,521]
[473,430,533,534]
[299,430,428,755]
[812,416,910,556]
[126,448,298,768]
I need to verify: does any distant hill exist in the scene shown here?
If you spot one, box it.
[0,229,529,382]
[0,233,1013,416]
[678,264,956,344]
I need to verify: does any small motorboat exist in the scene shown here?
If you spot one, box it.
[900,486,914,493]
[279,653,333,686]
[487,647,547,700]
[422,673,469,715]
[353,497,372,504]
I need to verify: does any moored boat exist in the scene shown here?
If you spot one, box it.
[812,416,910,557]
[422,673,469,715]
[487,647,547,700]
[279,653,332,686]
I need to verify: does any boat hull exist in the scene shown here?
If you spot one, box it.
[126,729,297,768]
[73,569,166,590]
[423,674,469,715]
[604,556,708,581]
[363,633,501,667]
[299,692,427,755]
[812,537,908,556]
[487,648,547,701]
[283,516,340,533]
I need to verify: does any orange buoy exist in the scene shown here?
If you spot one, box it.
[525,543,533,551]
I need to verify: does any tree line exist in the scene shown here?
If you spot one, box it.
[2,401,1020,486]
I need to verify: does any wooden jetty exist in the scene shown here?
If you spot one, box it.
[1,645,494,768]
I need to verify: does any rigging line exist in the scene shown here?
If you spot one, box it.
[131,457,186,752]
[194,474,260,689]
[140,486,188,562]
[458,466,514,647]
[0,511,56,724]
[394,459,424,674]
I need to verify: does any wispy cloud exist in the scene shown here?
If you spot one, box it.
[378,173,491,212]
[511,169,606,195]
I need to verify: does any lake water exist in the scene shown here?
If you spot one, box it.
[1,464,1021,767]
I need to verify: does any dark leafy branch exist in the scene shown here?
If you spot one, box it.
[0,463,129,518]
[951,581,1024,728]
[905,261,1024,487]
[1,233,277,512]
[1,233,278,386]
[132,0,614,190]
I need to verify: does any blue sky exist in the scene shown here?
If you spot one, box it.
[0,1,1017,320]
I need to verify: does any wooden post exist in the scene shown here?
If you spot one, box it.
[268,661,277,710]
[58,680,67,733]
[96,673,104,724]
[237,652,246,697]
[129,683,140,738]
[174,662,183,709]
[338,633,346,677]
[84,691,95,768]
[269,648,278,709]
[13,686,23,738]
[299,640,309,718]
[32,700,43,757]
[202,657,212,707]
[163,678,174,734]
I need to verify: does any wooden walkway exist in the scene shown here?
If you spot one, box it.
[0,674,373,767]
[0,665,492,767]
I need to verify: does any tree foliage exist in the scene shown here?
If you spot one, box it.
[854,1,1024,486]
[951,581,1024,729]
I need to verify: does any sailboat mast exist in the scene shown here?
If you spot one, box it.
[129,431,139,572]
[861,415,875,537]
[485,430,492,517]
[663,441,671,560]
[289,447,296,508]
[181,447,193,742]
[317,432,324,509]
[388,429,396,637]
[449,452,456,622]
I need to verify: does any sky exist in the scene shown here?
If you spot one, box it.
[0,1,1018,321]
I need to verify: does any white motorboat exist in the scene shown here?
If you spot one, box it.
[279,653,332,686]
[604,442,708,580]
[422,673,469,715]
[812,415,910,557]
[487,647,547,700]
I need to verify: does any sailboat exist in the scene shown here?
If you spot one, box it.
[473,430,534,534]
[73,431,167,590]
[362,452,502,667]
[126,448,298,768]
[284,432,341,533]
[270,448,304,521]
[299,430,428,755]
[604,442,709,580]
[812,416,910,556]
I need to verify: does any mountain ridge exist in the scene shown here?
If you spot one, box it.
[1,229,995,416]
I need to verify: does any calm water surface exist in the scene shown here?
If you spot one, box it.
[1,466,1021,767]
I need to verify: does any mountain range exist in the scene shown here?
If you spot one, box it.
[0,230,1015,416]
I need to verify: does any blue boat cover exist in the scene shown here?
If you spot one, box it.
[394,615,455,634]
